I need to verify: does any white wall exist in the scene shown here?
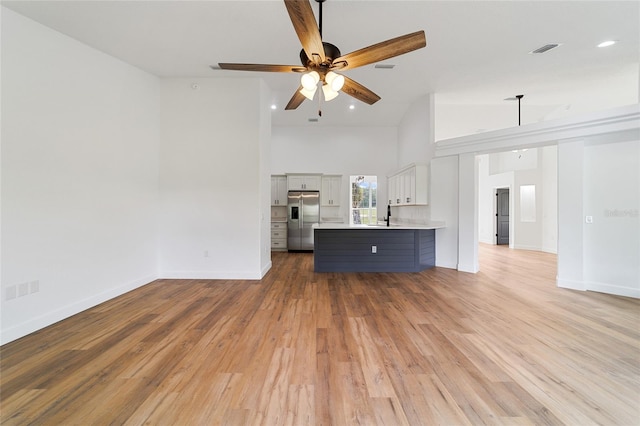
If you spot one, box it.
[394,94,435,225]
[158,78,269,279]
[541,146,558,253]
[398,94,435,167]
[259,81,272,275]
[558,135,640,297]
[1,8,160,344]
[271,126,398,223]
[430,156,459,268]
[557,140,585,290]
[582,137,639,297]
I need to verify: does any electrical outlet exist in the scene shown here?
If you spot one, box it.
[371,245,377,254]
[30,280,40,294]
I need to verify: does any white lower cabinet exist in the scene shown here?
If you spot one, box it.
[271,222,287,250]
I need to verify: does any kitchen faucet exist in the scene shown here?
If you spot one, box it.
[385,204,391,227]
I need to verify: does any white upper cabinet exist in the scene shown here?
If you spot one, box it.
[287,174,321,191]
[388,174,400,206]
[271,175,288,206]
[321,175,342,206]
[387,163,428,206]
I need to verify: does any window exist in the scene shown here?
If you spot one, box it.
[520,184,536,222]
[350,176,377,225]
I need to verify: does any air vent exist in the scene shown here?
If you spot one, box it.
[308,118,319,122]
[529,44,560,54]
[374,64,395,69]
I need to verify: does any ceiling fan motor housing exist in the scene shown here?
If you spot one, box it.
[300,42,342,73]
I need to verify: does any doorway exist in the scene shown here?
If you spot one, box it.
[496,188,509,245]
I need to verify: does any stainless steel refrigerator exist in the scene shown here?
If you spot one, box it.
[287,191,320,251]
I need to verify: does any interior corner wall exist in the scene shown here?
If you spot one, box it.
[398,94,435,167]
[158,78,265,279]
[1,8,160,344]
[395,94,435,224]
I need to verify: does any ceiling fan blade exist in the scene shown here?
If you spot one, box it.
[284,0,325,65]
[285,86,307,110]
[216,63,306,73]
[332,31,426,71]
[341,76,381,105]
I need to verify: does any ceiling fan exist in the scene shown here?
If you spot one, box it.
[215,0,426,112]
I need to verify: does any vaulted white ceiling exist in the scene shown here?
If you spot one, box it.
[3,0,639,139]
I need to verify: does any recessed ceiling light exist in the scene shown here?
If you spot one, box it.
[270,104,277,110]
[598,40,616,48]
[349,105,355,110]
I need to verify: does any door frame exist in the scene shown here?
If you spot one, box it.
[492,185,513,247]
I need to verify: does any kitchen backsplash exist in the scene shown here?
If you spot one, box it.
[391,205,431,225]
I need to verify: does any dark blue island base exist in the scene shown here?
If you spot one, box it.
[314,228,435,272]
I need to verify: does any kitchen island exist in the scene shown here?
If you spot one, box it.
[313,222,445,272]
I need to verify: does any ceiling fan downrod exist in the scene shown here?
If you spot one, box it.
[316,0,326,38]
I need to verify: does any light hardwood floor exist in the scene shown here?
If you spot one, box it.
[1,245,639,425]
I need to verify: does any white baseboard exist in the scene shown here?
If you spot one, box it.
[457,261,479,273]
[435,260,457,269]
[557,277,586,291]
[557,277,639,298]
[0,274,157,345]
[586,281,640,299]
[160,270,263,280]
[513,244,543,252]
[261,261,272,278]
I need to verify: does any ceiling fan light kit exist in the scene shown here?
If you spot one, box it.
[300,86,317,101]
[216,0,426,115]
[301,71,320,91]
[322,84,339,101]
[325,71,344,92]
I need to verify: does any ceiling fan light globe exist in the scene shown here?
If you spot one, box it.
[301,71,320,90]
[325,71,345,91]
[322,84,339,101]
[300,86,317,101]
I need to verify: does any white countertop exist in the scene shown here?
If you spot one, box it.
[314,222,445,230]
